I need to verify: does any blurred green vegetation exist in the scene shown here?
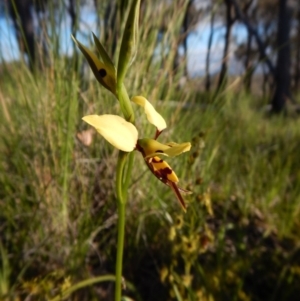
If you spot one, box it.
[1,2,300,301]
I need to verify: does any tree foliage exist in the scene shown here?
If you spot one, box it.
[3,0,300,111]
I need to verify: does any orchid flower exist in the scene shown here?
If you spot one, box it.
[82,96,191,211]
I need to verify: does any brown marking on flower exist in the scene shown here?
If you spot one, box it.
[161,167,173,176]
[99,68,107,77]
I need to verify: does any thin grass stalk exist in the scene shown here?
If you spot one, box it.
[61,78,78,228]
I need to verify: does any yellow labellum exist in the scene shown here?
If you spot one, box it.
[149,156,179,183]
[82,115,138,152]
[146,156,188,211]
[132,96,167,131]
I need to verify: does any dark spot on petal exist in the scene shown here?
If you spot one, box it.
[99,68,107,77]
[161,167,173,176]
[152,157,163,163]
[155,150,164,153]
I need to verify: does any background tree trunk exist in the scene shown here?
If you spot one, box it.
[205,7,215,92]
[216,0,235,92]
[173,0,194,77]
[230,0,276,77]
[68,0,78,36]
[9,0,36,71]
[243,28,254,93]
[271,0,292,112]
[293,9,300,91]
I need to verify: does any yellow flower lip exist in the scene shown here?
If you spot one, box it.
[82,114,138,152]
[145,154,190,212]
[131,96,167,131]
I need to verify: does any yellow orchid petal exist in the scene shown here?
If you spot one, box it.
[131,96,167,131]
[82,115,138,152]
[138,138,191,158]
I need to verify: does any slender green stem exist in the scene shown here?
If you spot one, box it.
[123,152,135,198]
[115,201,126,301]
[116,152,128,204]
[115,55,135,301]
[115,151,128,301]
[117,84,135,123]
